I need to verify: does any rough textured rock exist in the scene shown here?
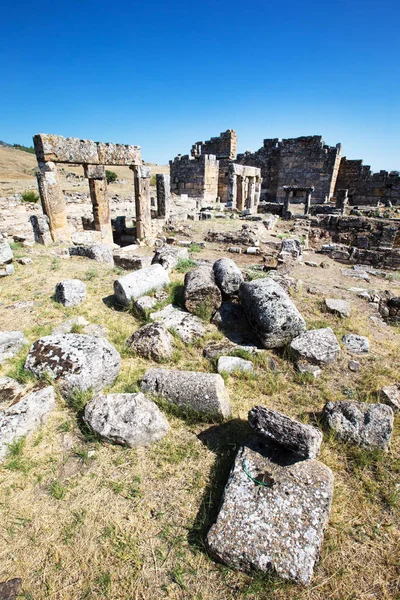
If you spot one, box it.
[0,264,15,278]
[217,356,253,374]
[348,360,360,372]
[239,279,306,349]
[0,331,28,364]
[297,362,321,379]
[69,244,114,265]
[203,340,258,360]
[0,377,24,408]
[114,264,170,306]
[212,302,260,346]
[141,368,230,418]
[25,334,120,398]
[249,405,323,459]
[131,295,158,318]
[380,385,400,412]
[52,316,107,337]
[279,238,303,262]
[0,239,13,265]
[55,279,86,307]
[325,298,351,318]
[126,323,174,362]
[83,392,169,446]
[184,266,222,316]
[323,401,394,451]
[150,304,206,343]
[113,246,152,270]
[0,578,22,600]
[152,246,189,272]
[207,439,334,585]
[0,386,56,459]
[342,334,369,354]
[290,328,341,365]
[213,258,243,298]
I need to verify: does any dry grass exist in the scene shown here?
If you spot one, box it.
[0,238,399,599]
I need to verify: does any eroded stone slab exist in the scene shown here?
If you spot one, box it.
[0,331,28,364]
[290,328,340,365]
[149,304,206,343]
[207,439,334,585]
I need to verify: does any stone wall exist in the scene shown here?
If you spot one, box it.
[312,215,400,251]
[236,135,342,204]
[191,130,237,160]
[335,158,400,206]
[169,154,219,203]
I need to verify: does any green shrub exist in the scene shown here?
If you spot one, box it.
[105,170,118,184]
[13,144,35,154]
[150,174,157,186]
[175,258,197,273]
[21,190,39,203]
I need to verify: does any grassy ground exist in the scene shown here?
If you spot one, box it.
[0,237,399,600]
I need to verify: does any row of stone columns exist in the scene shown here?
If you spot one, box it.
[228,173,261,212]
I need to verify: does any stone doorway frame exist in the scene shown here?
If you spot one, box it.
[282,185,315,218]
[227,163,262,213]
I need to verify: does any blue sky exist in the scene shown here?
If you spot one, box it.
[1,0,399,171]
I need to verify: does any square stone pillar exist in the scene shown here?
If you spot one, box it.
[283,189,291,219]
[84,164,113,244]
[247,176,256,212]
[131,165,152,241]
[227,171,237,208]
[336,189,349,215]
[304,190,312,216]
[36,162,71,243]
[237,176,245,211]
[156,173,171,219]
[254,177,262,209]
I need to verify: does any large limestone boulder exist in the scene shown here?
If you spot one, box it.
[25,334,120,399]
[0,331,29,364]
[149,304,206,343]
[114,264,170,306]
[83,392,169,446]
[152,246,189,272]
[184,266,222,316]
[380,384,400,412]
[213,258,243,299]
[248,405,322,459]
[55,279,86,307]
[207,439,334,585]
[239,279,306,349]
[141,368,230,418]
[290,328,341,365]
[323,401,394,451]
[212,301,260,346]
[0,386,56,460]
[126,322,174,362]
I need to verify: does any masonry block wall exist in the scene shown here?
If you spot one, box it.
[335,158,400,206]
[170,154,219,202]
[236,136,342,204]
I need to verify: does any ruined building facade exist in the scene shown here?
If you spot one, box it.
[334,158,400,206]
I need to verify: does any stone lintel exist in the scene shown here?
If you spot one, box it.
[283,185,315,193]
[84,164,106,179]
[33,133,142,166]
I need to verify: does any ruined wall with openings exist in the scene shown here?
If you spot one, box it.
[236,136,341,204]
[335,158,400,206]
[170,154,219,202]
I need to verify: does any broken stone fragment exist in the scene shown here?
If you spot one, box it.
[55,279,86,307]
[212,301,260,346]
[380,385,400,412]
[152,246,189,272]
[0,239,13,265]
[239,278,306,349]
[149,304,206,343]
[207,439,334,585]
[213,258,243,299]
[348,360,360,372]
[0,386,56,460]
[0,376,25,409]
[114,264,170,306]
[141,368,230,418]
[184,266,222,316]
[297,362,321,379]
[83,392,169,446]
[290,328,341,365]
[113,247,152,270]
[203,339,258,360]
[131,295,158,318]
[248,405,323,459]
[126,322,174,362]
[25,334,120,399]
[69,244,114,264]
[323,401,394,451]
[342,334,369,354]
[0,331,29,364]
[325,298,351,318]
[217,356,253,374]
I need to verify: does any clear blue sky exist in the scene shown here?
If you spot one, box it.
[1,0,399,171]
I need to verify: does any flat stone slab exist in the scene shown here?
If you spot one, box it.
[141,368,230,418]
[83,392,169,447]
[207,439,334,585]
[290,328,341,365]
[323,401,394,451]
[0,331,29,364]
[0,386,56,460]
[69,244,114,265]
[217,356,253,374]
[152,246,189,272]
[114,264,170,306]
[149,304,206,343]
[380,385,400,412]
[325,298,351,318]
[248,405,322,459]
[203,340,258,360]
[342,334,369,354]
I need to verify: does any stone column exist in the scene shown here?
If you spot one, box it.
[132,165,152,241]
[304,190,312,216]
[283,188,291,219]
[247,177,256,212]
[227,169,237,208]
[30,214,52,246]
[336,189,349,215]
[236,176,245,211]
[36,161,71,243]
[254,177,262,209]
[84,165,113,244]
[156,173,171,219]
